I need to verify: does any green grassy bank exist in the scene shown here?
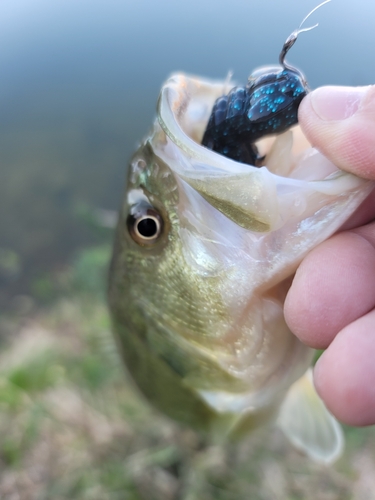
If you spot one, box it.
[0,245,374,500]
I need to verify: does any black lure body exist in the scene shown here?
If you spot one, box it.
[201,68,307,165]
[201,1,330,166]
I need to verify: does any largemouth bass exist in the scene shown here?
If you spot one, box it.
[108,73,372,464]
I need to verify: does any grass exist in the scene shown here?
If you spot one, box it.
[0,246,374,499]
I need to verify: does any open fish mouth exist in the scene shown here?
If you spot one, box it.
[156,73,371,234]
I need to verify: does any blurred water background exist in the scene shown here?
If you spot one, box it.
[1,2,375,497]
[1,0,374,307]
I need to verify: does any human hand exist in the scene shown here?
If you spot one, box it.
[284,86,375,426]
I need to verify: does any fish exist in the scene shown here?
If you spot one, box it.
[108,72,372,464]
[108,3,373,464]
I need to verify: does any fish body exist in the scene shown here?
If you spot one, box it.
[108,73,372,463]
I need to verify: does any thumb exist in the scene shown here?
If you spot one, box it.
[298,85,375,180]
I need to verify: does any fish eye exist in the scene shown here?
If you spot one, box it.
[127,205,163,245]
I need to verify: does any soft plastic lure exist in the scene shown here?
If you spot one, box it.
[201,0,331,165]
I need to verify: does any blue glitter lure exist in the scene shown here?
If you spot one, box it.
[201,0,331,166]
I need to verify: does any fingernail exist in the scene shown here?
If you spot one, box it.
[310,86,366,121]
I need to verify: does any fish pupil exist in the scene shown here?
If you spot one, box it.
[137,217,158,238]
